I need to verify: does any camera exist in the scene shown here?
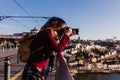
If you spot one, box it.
[66,27,79,35]
[58,26,79,36]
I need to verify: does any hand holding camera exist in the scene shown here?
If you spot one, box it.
[65,28,73,37]
[57,26,79,36]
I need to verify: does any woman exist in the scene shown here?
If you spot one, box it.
[22,17,73,80]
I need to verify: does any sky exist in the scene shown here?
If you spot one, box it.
[0,0,120,40]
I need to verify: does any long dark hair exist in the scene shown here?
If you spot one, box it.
[41,17,66,29]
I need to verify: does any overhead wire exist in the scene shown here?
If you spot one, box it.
[0,12,30,29]
[12,0,41,26]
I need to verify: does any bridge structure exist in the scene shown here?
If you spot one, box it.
[0,16,51,21]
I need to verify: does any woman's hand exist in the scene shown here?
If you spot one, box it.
[65,28,73,37]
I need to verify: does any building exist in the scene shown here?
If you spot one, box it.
[0,27,39,39]
[30,27,39,35]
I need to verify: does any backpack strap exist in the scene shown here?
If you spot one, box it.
[31,46,44,54]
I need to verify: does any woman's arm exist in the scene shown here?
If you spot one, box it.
[44,30,70,53]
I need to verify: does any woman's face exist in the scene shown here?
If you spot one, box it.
[56,23,66,36]
[57,23,66,31]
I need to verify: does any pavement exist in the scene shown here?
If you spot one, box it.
[0,49,18,58]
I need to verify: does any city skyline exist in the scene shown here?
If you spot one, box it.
[0,0,120,40]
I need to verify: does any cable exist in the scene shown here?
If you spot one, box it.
[0,16,51,19]
[0,12,30,29]
[13,0,40,26]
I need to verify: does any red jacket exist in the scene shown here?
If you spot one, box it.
[29,29,70,70]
